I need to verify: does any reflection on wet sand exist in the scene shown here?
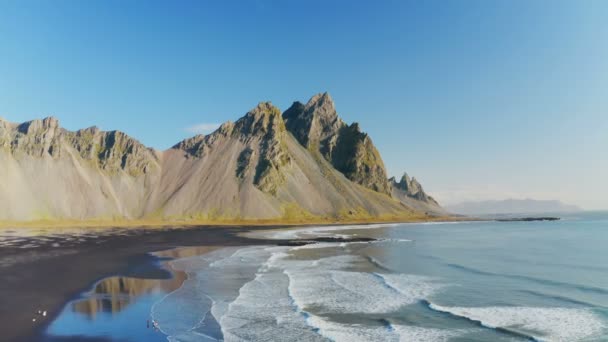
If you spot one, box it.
[72,274,184,319]
[71,246,220,319]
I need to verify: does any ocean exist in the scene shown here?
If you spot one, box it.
[48,212,608,341]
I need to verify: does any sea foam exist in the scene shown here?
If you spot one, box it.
[427,303,605,341]
[248,223,400,240]
[152,243,476,341]
[305,316,464,342]
[152,246,285,341]
[214,247,448,341]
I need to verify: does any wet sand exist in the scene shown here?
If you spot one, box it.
[0,225,284,342]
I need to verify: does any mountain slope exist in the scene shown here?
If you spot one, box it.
[0,117,161,220]
[0,94,444,223]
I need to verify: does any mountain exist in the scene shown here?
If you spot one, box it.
[283,93,391,194]
[445,199,582,216]
[389,173,447,216]
[0,93,444,223]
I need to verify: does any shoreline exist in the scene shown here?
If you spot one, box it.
[5,223,397,342]
[0,214,470,230]
[44,245,223,341]
[45,233,389,341]
[0,225,278,342]
[1,218,475,341]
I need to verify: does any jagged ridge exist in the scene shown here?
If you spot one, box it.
[0,116,160,177]
[283,93,391,195]
[0,94,443,222]
[389,173,445,216]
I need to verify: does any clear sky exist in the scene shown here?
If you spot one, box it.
[1,1,606,209]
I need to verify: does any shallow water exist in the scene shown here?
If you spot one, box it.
[153,212,608,341]
[43,246,219,341]
[45,275,176,341]
[45,212,608,341]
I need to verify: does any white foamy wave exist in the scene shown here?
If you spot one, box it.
[306,315,464,342]
[291,242,345,250]
[152,246,287,341]
[428,304,605,341]
[268,251,439,315]
[308,254,365,269]
[206,246,288,322]
[307,231,352,239]
[217,247,329,341]
[291,238,413,251]
[154,245,451,342]
[246,223,400,240]
[342,238,413,246]
[287,270,410,314]
[383,238,413,243]
[377,273,443,302]
[214,248,448,341]
[391,324,465,341]
[220,268,325,341]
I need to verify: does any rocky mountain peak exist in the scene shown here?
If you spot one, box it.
[307,92,336,116]
[0,116,158,176]
[5,117,63,157]
[400,172,411,186]
[173,102,285,159]
[63,127,160,176]
[0,118,10,140]
[391,172,415,192]
[217,121,234,135]
[43,116,59,129]
[409,177,423,193]
[171,102,291,195]
[80,125,100,135]
[282,93,390,195]
[240,102,290,194]
[172,134,206,157]
[0,95,444,222]
[173,120,238,158]
[95,130,159,175]
[251,101,280,116]
[390,172,438,206]
[17,116,60,135]
[236,102,284,137]
[283,92,341,148]
[331,123,390,194]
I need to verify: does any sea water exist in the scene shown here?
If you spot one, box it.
[152,212,608,341]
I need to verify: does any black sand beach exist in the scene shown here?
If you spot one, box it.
[0,224,380,341]
[0,226,283,342]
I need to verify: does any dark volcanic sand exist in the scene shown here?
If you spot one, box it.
[0,225,374,342]
[0,226,286,342]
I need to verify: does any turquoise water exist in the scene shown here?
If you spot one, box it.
[46,212,608,341]
[153,212,608,341]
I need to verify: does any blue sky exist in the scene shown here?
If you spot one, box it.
[1,1,606,209]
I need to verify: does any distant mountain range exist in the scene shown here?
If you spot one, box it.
[0,93,445,223]
[445,199,582,216]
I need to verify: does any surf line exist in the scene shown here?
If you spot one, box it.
[421,300,539,342]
